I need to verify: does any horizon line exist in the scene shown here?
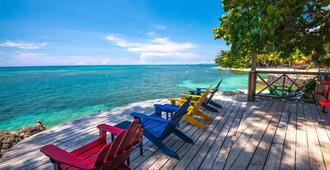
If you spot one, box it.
[0,63,216,68]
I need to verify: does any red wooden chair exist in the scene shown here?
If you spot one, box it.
[314,81,330,112]
[40,119,143,170]
[319,92,330,124]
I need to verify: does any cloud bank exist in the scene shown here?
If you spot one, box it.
[105,34,200,63]
[0,41,48,49]
[0,52,136,66]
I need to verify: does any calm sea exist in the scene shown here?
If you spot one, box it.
[0,65,247,130]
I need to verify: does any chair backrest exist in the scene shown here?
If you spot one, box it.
[94,119,143,169]
[194,85,213,110]
[208,79,222,101]
[171,97,192,125]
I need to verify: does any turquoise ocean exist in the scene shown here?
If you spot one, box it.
[0,65,248,130]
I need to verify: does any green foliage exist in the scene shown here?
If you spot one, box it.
[215,50,250,68]
[303,79,317,99]
[215,49,311,69]
[213,0,330,66]
[319,43,330,70]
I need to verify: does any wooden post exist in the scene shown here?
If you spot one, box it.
[248,52,257,101]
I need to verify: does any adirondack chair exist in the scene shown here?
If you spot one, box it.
[130,97,193,159]
[40,119,143,170]
[168,85,213,128]
[189,79,223,112]
[314,81,330,113]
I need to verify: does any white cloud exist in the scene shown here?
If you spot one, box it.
[105,34,200,64]
[0,41,48,49]
[154,24,167,30]
[0,52,136,66]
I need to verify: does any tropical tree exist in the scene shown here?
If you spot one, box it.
[213,0,330,68]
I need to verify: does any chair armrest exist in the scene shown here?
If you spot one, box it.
[131,112,171,123]
[154,104,178,111]
[317,81,330,86]
[167,98,187,103]
[40,144,95,170]
[320,97,330,107]
[180,93,201,99]
[97,124,125,135]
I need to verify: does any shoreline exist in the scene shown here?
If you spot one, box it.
[217,66,325,72]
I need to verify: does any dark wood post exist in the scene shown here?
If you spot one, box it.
[248,52,257,101]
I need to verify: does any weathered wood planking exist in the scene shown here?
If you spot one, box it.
[1,95,329,170]
[304,103,327,170]
[247,101,285,169]
[295,102,310,170]
[263,102,290,169]
[229,100,283,169]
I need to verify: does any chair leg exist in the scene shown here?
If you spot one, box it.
[139,142,143,156]
[183,115,205,128]
[173,128,193,143]
[144,131,180,159]
[202,103,218,112]
[209,100,223,108]
[194,110,212,121]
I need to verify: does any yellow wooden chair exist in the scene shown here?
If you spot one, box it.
[168,85,212,128]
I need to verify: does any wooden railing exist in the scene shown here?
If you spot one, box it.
[247,70,330,101]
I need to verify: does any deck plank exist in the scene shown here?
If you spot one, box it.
[308,103,330,170]
[172,101,238,170]
[247,101,285,170]
[210,100,269,169]
[313,104,330,141]
[222,100,273,169]
[1,95,329,170]
[198,101,255,169]
[303,103,327,170]
[264,102,290,169]
[185,101,241,169]
[280,102,297,170]
[229,101,284,169]
[295,102,310,170]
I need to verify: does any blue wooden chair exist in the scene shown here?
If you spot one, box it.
[130,97,192,159]
[189,79,223,112]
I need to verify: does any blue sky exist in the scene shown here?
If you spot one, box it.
[0,0,228,66]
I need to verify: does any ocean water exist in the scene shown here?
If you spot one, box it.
[0,65,248,130]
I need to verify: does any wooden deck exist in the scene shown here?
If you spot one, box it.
[1,95,330,170]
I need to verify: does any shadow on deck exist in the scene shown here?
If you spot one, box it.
[0,95,329,170]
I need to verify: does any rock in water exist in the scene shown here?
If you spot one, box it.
[0,120,46,159]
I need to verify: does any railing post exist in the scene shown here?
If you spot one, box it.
[248,52,257,101]
[248,70,257,101]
